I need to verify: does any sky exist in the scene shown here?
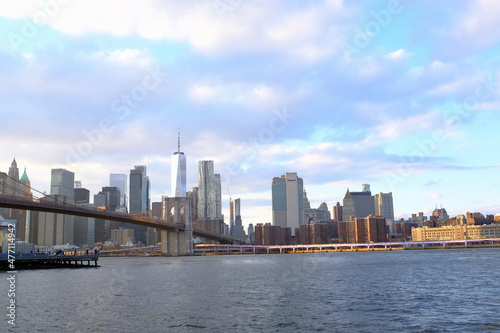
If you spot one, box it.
[1,0,500,229]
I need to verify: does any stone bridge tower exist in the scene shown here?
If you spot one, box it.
[161,196,193,255]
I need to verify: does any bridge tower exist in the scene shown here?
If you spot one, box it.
[161,197,193,255]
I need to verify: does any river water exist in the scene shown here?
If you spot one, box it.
[2,248,500,332]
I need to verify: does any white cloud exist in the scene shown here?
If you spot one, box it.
[384,49,410,60]
[428,193,442,200]
[88,49,154,67]
[0,1,348,60]
[188,84,216,103]
[451,0,500,49]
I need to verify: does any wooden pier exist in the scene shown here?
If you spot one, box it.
[0,254,99,270]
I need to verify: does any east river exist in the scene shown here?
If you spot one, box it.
[2,248,500,332]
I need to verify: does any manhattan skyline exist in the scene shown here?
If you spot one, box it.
[1,1,500,227]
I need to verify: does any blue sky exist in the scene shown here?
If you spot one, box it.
[1,0,500,228]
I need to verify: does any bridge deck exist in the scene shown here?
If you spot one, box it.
[0,194,236,244]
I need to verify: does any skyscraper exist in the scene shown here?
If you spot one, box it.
[75,187,90,204]
[7,158,20,196]
[110,173,128,207]
[100,187,121,211]
[171,131,187,197]
[229,198,234,235]
[197,161,221,220]
[333,202,343,222]
[73,182,95,246]
[231,198,246,241]
[51,169,75,201]
[3,160,31,241]
[129,165,150,244]
[214,173,222,220]
[374,192,394,221]
[343,184,375,220]
[36,169,75,246]
[19,167,31,198]
[272,172,304,236]
[129,166,149,213]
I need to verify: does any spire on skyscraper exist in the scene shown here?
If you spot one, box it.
[178,129,181,153]
[20,167,29,181]
[171,131,187,197]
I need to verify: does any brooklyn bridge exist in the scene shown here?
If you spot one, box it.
[0,173,237,256]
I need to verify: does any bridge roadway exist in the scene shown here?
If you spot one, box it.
[0,195,234,244]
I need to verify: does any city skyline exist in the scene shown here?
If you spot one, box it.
[1,2,500,228]
[0,158,497,229]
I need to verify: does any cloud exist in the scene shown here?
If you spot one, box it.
[88,49,154,68]
[2,1,500,227]
[428,193,442,200]
[384,49,410,60]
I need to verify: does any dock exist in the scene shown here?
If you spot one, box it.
[0,254,99,270]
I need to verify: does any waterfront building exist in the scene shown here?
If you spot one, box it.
[171,132,187,197]
[412,223,500,241]
[342,184,375,220]
[295,222,338,245]
[254,223,291,245]
[338,215,387,243]
[295,223,328,245]
[110,173,128,207]
[394,221,419,241]
[271,172,305,236]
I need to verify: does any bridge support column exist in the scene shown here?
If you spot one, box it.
[160,196,194,256]
[161,229,193,256]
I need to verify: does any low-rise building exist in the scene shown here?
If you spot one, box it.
[412,224,500,241]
